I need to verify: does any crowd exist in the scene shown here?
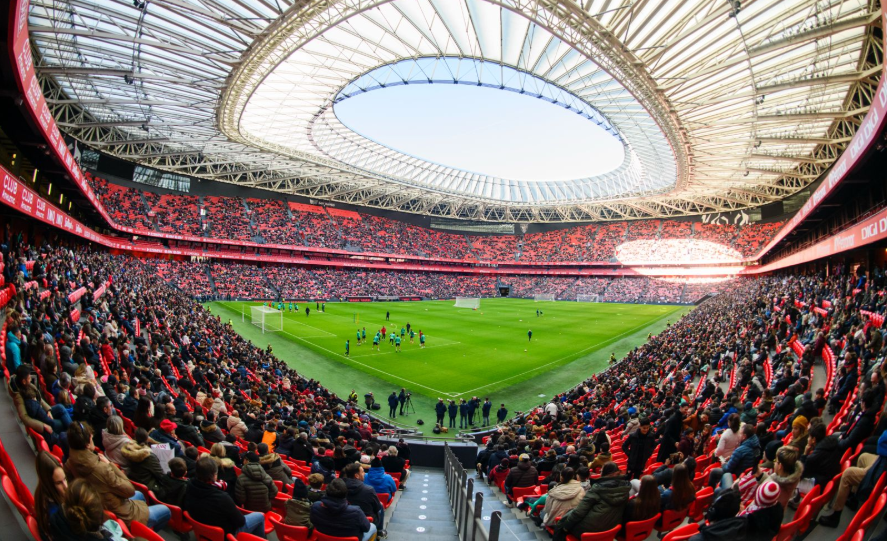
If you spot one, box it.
[1,240,418,541]
[474,268,887,541]
[149,260,730,305]
[86,174,784,262]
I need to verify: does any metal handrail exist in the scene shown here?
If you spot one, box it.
[444,443,501,541]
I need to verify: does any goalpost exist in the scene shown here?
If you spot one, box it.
[576,294,601,303]
[454,297,480,309]
[251,305,283,334]
[534,293,556,302]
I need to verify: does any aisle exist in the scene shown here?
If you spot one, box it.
[387,467,459,541]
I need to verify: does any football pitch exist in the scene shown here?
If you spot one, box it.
[205,299,690,430]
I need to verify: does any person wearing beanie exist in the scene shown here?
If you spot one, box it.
[284,478,313,531]
[365,456,397,497]
[741,480,783,541]
[789,416,809,451]
[234,451,278,513]
[150,418,184,458]
[504,453,539,507]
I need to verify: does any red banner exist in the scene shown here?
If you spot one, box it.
[750,204,887,273]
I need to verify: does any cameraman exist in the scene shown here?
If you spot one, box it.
[398,388,407,415]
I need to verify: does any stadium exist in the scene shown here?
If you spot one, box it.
[0,0,886,540]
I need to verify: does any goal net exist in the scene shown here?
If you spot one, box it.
[577,294,601,303]
[534,293,556,302]
[454,297,480,309]
[251,306,282,333]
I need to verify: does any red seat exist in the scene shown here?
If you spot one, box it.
[774,508,808,541]
[131,520,166,541]
[378,492,393,509]
[800,482,831,534]
[148,490,192,534]
[1,475,31,519]
[565,525,622,541]
[312,532,360,541]
[689,487,713,523]
[655,508,689,535]
[619,513,660,541]
[229,534,266,541]
[270,515,310,541]
[236,507,280,535]
[512,485,539,504]
[662,524,700,541]
[26,516,41,541]
[186,511,226,541]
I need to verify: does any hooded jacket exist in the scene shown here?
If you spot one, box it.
[121,441,171,500]
[260,452,293,486]
[309,496,371,539]
[5,331,21,371]
[762,460,804,508]
[365,466,397,497]
[101,431,133,471]
[199,419,224,444]
[556,477,631,540]
[227,416,248,439]
[234,462,278,512]
[183,478,245,536]
[64,448,149,525]
[543,479,585,526]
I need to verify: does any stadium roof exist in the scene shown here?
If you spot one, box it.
[29,0,883,222]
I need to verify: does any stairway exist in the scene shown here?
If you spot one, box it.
[472,478,547,541]
[387,467,459,541]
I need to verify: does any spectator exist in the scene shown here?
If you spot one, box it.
[623,418,656,479]
[310,478,375,541]
[624,475,660,524]
[123,428,172,503]
[381,445,409,483]
[761,445,803,509]
[101,416,133,471]
[660,463,695,512]
[722,424,761,476]
[163,457,190,508]
[504,453,539,506]
[741,480,783,541]
[258,442,293,487]
[820,430,887,527]
[364,456,397,498]
[235,451,278,513]
[284,478,314,531]
[554,462,631,541]
[715,413,742,463]
[542,467,585,527]
[800,422,842,489]
[48,479,107,541]
[341,463,385,536]
[184,456,265,538]
[306,473,326,503]
[33,451,67,540]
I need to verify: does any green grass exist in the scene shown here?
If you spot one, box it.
[205,299,689,430]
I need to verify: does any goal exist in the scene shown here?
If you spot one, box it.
[251,306,282,333]
[576,294,601,303]
[454,297,480,309]
[534,293,556,302]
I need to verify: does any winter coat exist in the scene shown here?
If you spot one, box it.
[343,477,383,525]
[260,452,293,486]
[149,429,183,458]
[688,518,747,541]
[199,420,224,444]
[175,423,204,448]
[234,463,278,512]
[556,478,631,540]
[227,416,248,439]
[64,448,149,525]
[364,466,397,497]
[723,435,760,475]
[284,498,313,529]
[762,461,804,508]
[183,479,245,536]
[622,430,656,471]
[162,474,189,508]
[101,431,133,471]
[211,456,238,497]
[121,441,172,501]
[543,479,585,526]
[310,496,371,539]
[802,435,842,487]
[505,461,539,492]
[5,331,21,372]
[745,505,784,541]
[381,455,406,475]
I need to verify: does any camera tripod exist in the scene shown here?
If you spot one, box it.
[401,394,416,415]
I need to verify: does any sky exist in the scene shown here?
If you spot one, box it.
[334,83,625,182]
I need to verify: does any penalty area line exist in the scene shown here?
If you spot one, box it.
[279,331,452,397]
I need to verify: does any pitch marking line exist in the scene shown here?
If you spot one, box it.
[350,341,462,358]
[280,315,336,337]
[451,312,677,396]
[279,331,453,397]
